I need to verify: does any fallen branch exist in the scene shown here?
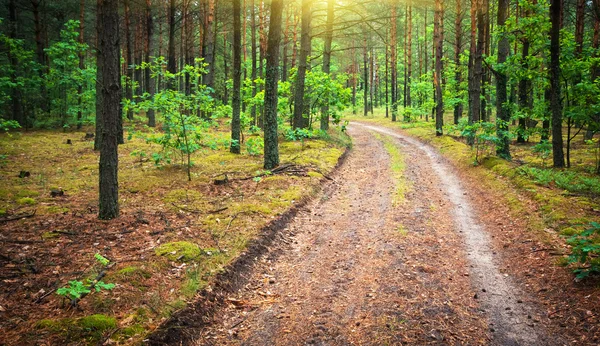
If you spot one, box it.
[0,210,36,223]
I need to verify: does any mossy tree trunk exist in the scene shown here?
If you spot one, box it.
[549,0,564,168]
[495,0,511,159]
[263,0,283,170]
[231,0,242,154]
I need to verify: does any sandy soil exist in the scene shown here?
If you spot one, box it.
[188,123,566,345]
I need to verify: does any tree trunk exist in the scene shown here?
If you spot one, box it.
[363,33,369,117]
[123,0,133,122]
[145,0,156,126]
[78,0,86,128]
[320,0,334,130]
[251,0,258,125]
[391,4,397,122]
[167,0,176,89]
[8,0,23,127]
[264,0,284,169]
[517,39,530,143]
[292,0,311,129]
[231,0,242,154]
[434,0,443,136]
[405,4,412,120]
[496,0,511,159]
[203,0,216,91]
[97,0,121,220]
[550,0,564,167]
[31,0,48,115]
[453,0,463,125]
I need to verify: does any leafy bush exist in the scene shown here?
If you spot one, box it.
[56,254,115,303]
[532,140,552,166]
[567,222,600,279]
[450,118,501,164]
[245,137,263,156]
[517,166,600,195]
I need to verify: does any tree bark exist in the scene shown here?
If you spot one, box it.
[453,0,463,125]
[78,0,86,128]
[434,0,443,136]
[231,0,242,154]
[363,32,369,117]
[391,5,397,122]
[264,0,284,169]
[145,0,156,126]
[549,0,564,167]
[517,38,530,143]
[405,4,412,120]
[292,0,311,129]
[8,0,23,127]
[167,0,176,89]
[97,0,121,220]
[496,0,511,159]
[251,0,258,125]
[203,0,216,91]
[320,0,334,131]
[31,0,48,115]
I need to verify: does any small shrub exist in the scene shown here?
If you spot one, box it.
[566,222,600,279]
[17,197,36,205]
[245,137,264,156]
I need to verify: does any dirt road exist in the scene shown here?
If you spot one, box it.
[194,123,560,345]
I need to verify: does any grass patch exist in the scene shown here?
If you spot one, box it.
[37,314,116,344]
[371,132,410,206]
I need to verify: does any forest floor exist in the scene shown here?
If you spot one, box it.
[0,125,348,345]
[189,120,600,345]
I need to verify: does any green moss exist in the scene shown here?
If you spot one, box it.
[560,227,578,236]
[155,241,202,262]
[42,231,61,240]
[164,189,203,204]
[17,197,36,205]
[280,187,302,202]
[37,314,116,343]
[307,171,323,178]
[118,324,145,339]
[114,266,152,280]
[0,209,6,216]
[15,189,39,198]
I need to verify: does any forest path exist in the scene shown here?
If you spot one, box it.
[195,123,557,345]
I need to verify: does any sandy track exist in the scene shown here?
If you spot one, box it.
[194,123,560,345]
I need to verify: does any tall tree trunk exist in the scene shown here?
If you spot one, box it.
[550,0,564,167]
[471,0,484,124]
[370,47,375,114]
[31,0,48,115]
[391,4,397,122]
[434,0,443,136]
[203,0,216,91]
[231,0,242,154]
[481,0,490,122]
[97,0,121,220]
[251,0,258,125]
[134,14,143,96]
[264,0,284,169]
[496,0,511,159]
[167,0,176,89]
[320,0,334,130]
[282,10,290,82]
[124,0,133,122]
[77,0,86,128]
[363,32,369,117]
[145,0,156,126]
[454,0,463,125]
[517,39,530,143]
[405,4,412,120]
[292,0,311,129]
[95,0,104,151]
[8,0,23,127]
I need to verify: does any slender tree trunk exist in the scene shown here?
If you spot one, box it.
[231,0,242,154]
[363,32,369,117]
[434,0,443,136]
[145,0,155,126]
[320,0,334,130]
[264,0,283,169]
[496,0,511,159]
[454,0,463,125]
[32,0,48,115]
[167,0,176,89]
[124,0,134,121]
[203,0,216,91]
[282,10,290,82]
[292,0,311,129]
[391,4,397,122]
[517,39,530,143]
[97,0,121,220]
[251,0,258,125]
[370,47,375,114]
[550,0,564,167]
[405,4,412,120]
[472,0,484,124]
[77,0,86,128]
[134,14,143,96]
[8,0,23,127]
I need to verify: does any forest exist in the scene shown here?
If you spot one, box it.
[1,0,600,344]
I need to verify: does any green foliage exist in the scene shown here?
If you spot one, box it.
[245,136,263,156]
[56,253,115,302]
[450,118,502,164]
[44,20,95,128]
[532,140,552,166]
[132,58,222,181]
[566,222,600,279]
[517,166,600,195]
[155,241,203,262]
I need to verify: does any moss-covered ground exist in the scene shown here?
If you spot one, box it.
[0,123,348,345]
